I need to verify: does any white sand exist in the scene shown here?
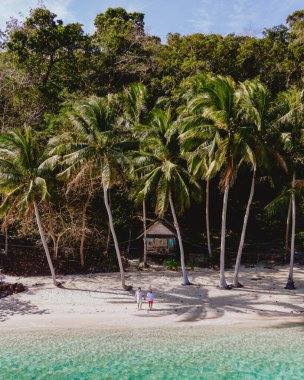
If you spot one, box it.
[1,265,304,330]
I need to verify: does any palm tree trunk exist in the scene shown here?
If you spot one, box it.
[104,190,111,255]
[80,194,90,268]
[220,185,229,288]
[33,201,58,287]
[285,197,292,256]
[285,172,296,290]
[53,239,57,259]
[206,178,212,258]
[47,205,57,260]
[54,239,59,261]
[143,199,147,266]
[233,168,256,287]
[103,184,127,289]
[169,191,190,285]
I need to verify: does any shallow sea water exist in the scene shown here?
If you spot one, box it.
[1,324,304,379]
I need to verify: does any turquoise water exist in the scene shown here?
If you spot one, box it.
[1,324,304,379]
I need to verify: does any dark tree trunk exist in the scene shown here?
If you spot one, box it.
[206,179,212,258]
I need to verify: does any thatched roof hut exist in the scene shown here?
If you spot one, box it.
[146,219,176,237]
[142,219,177,255]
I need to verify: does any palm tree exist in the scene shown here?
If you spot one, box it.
[180,119,215,259]
[186,75,246,288]
[265,185,295,258]
[46,95,131,290]
[135,109,200,285]
[232,80,273,287]
[277,88,304,290]
[121,83,150,266]
[121,83,148,130]
[180,74,215,258]
[0,126,58,286]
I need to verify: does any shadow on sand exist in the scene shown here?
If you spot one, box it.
[0,295,49,322]
[105,270,304,323]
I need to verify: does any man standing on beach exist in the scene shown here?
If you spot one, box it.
[135,287,144,311]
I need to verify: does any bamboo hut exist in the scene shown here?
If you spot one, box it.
[143,219,177,255]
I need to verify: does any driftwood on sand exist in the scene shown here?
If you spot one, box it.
[0,282,25,299]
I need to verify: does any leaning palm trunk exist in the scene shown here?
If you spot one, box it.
[103,184,127,289]
[143,199,148,266]
[33,201,58,287]
[206,178,212,258]
[104,190,111,255]
[169,192,190,285]
[220,186,229,288]
[233,169,256,287]
[285,172,296,290]
[47,207,57,259]
[285,197,292,257]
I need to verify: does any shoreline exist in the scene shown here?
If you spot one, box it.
[1,265,304,331]
[2,316,303,333]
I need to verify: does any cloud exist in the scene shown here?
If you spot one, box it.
[189,0,254,35]
[1,0,303,39]
[123,1,148,13]
[0,0,74,30]
[188,0,303,36]
[92,0,148,14]
[189,0,227,35]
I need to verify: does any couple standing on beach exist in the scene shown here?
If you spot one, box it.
[135,288,155,311]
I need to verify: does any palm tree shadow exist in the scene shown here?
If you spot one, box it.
[122,271,220,321]
[111,284,221,322]
[0,296,49,322]
[107,270,304,323]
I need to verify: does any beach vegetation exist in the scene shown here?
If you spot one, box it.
[0,7,304,289]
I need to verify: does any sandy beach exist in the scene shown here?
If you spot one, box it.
[1,265,304,330]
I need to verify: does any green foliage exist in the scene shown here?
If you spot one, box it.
[0,5,304,270]
[92,8,160,95]
[94,7,145,50]
[0,126,53,217]
[5,8,92,101]
[46,94,131,188]
[165,258,178,271]
[0,57,45,130]
[134,108,201,215]
[276,88,304,168]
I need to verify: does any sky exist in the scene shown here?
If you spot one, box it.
[0,0,303,41]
